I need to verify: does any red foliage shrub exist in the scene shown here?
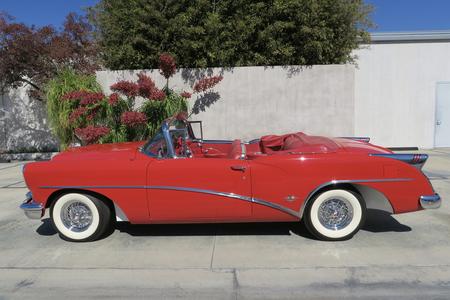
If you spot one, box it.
[75,125,110,144]
[86,106,101,121]
[180,91,192,98]
[62,90,90,101]
[108,93,119,106]
[62,90,104,106]
[137,72,156,98]
[150,89,166,101]
[120,111,147,127]
[69,107,87,122]
[175,111,188,121]
[79,92,104,106]
[193,75,223,93]
[110,80,139,97]
[159,53,176,79]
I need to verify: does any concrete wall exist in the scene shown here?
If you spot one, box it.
[354,42,450,148]
[96,65,355,140]
[0,88,57,153]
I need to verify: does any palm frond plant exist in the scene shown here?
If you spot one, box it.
[45,69,101,149]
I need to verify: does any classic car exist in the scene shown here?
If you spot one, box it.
[20,116,441,242]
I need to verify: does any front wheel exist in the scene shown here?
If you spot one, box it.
[50,193,113,242]
[304,189,366,241]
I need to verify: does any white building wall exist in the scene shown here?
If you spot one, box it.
[354,42,450,148]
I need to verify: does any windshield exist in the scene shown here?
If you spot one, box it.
[144,128,168,157]
[142,118,190,158]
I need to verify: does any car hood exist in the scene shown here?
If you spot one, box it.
[52,141,146,161]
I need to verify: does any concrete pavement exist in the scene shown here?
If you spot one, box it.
[0,150,449,299]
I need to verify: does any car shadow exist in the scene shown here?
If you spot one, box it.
[361,209,411,233]
[36,218,57,236]
[115,221,314,238]
[36,209,411,239]
[116,209,411,238]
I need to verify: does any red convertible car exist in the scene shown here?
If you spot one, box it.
[20,117,441,242]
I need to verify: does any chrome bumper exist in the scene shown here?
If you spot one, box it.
[20,192,44,219]
[420,194,441,209]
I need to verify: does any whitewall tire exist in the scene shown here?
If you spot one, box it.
[304,189,366,241]
[50,193,112,242]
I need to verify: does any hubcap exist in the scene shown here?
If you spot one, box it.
[61,201,93,232]
[318,198,353,230]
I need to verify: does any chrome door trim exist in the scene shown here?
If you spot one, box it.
[40,185,148,189]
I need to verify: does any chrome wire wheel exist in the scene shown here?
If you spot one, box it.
[51,193,113,242]
[305,189,366,241]
[318,198,354,230]
[61,201,93,232]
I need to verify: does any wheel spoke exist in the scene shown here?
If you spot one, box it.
[318,198,353,230]
[61,201,93,232]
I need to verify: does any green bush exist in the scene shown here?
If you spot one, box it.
[45,69,101,149]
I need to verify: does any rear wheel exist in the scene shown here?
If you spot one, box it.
[50,193,113,242]
[304,189,366,241]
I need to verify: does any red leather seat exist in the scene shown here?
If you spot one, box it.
[228,139,243,159]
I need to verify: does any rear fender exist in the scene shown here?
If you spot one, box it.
[300,182,394,218]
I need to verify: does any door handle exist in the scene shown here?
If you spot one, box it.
[436,120,442,125]
[231,165,246,171]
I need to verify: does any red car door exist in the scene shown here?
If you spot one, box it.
[146,157,252,222]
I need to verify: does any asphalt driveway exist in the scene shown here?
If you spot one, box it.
[0,149,450,299]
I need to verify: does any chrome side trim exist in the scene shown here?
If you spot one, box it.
[39,185,300,218]
[252,197,299,217]
[147,185,252,200]
[299,178,414,217]
[40,185,148,189]
[370,153,429,170]
[146,186,300,217]
[420,194,441,209]
[114,203,129,222]
[340,137,370,143]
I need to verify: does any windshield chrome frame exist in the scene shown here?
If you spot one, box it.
[142,120,185,159]
[161,121,176,158]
